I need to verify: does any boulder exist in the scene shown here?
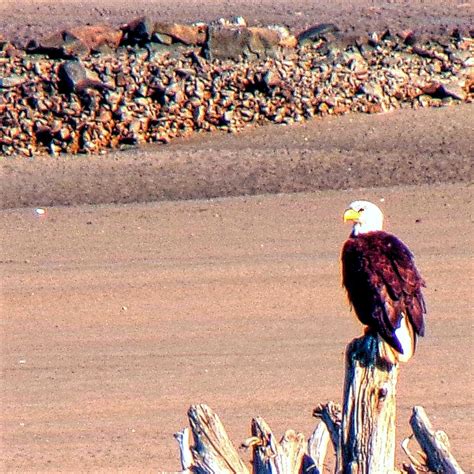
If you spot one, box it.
[67,25,122,53]
[57,60,110,93]
[154,23,207,45]
[57,61,89,93]
[421,81,466,100]
[26,25,122,57]
[121,17,155,44]
[121,18,207,46]
[26,31,89,57]
[206,25,294,61]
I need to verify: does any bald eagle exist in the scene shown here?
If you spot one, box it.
[341,200,426,363]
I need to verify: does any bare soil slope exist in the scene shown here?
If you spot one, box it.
[2,105,473,209]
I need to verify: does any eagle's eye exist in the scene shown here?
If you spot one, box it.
[358,208,365,213]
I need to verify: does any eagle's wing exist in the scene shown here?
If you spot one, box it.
[342,232,426,354]
[381,234,426,337]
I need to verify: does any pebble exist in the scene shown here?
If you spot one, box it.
[0,20,472,156]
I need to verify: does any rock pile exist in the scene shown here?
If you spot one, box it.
[0,18,472,156]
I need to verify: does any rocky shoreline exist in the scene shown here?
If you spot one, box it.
[1,17,473,157]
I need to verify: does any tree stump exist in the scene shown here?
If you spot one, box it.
[340,334,399,473]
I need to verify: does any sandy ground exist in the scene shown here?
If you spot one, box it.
[1,0,474,472]
[2,184,473,472]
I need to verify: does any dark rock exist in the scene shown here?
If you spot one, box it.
[57,60,111,93]
[57,61,88,93]
[398,30,418,46]
[451,27,469,40]
[121,17,155,45]
[206,26,250,61]
[380,29,393,41]
[34,125,54,147]
[297,23,340,45]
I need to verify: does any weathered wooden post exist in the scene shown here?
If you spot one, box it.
[340,333,399,473]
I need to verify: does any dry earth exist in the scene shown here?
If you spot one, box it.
[1,0,474,472]
[2,184,473,472]
[1,0,473,45]
[2,105,473,209]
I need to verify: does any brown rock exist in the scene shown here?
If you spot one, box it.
[26,31,89,57]
[152,32,173,45]
[0,40,24,58]
[67,25,122,54]
[154,23,207,45]
[262,70,282,89]
[206,25,284,61]
[426,81,467,100]
[30,25,120,57]
[248,27,282,56]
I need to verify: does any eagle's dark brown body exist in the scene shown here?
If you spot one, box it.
[341,231,426,356]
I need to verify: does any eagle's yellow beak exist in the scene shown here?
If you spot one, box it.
[343,208,360,223]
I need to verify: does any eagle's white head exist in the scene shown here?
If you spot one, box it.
[343,200,384,236]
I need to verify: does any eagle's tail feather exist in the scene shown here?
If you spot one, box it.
[378,313,416,364]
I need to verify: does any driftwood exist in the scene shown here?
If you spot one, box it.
[173,336,465,473]
[175,404,332,473]
[250,416,307,473]
[307,421,331,473]
[184,404,250,473]
[174,427,193,472]
[404,406,465,473]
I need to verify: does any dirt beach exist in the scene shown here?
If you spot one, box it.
[1,0,473,472]
[2,184,473,472]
